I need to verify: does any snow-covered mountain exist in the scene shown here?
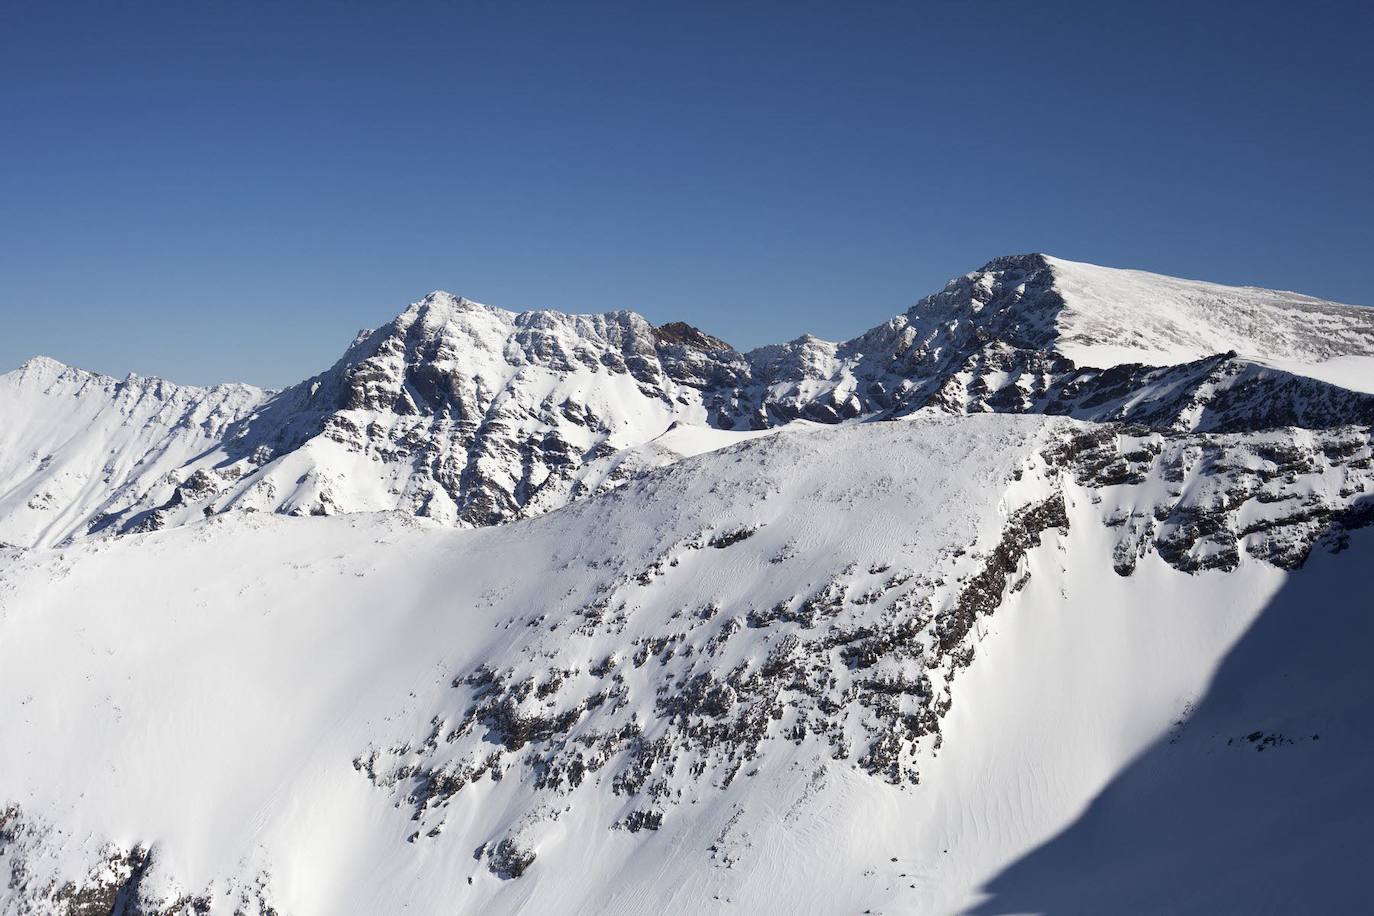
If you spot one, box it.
[4,254,1373,548]
[0,358,266,549]
[1,255,1372,914]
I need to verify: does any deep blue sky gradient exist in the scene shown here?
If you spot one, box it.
[3,0,1372,386]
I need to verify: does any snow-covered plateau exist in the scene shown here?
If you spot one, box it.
[1,254,1372,914]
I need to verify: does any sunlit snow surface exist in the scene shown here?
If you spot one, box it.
[1045,255,1374,370]
[2,256,1374,914]
[2,415,1371,913]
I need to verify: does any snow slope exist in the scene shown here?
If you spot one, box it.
[0,358,266,548]
[1,414,1371,914]
[1045,255,1374,371]
[968,537,1374,914]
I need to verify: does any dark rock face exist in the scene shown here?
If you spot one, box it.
[652,321,733,352]
[937,497,1069,654]
[925,347,1374,434]
[1,806,268,915]
[1047,424,1374,575]
[486,837,536,879]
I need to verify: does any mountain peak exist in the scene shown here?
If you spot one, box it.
[10,355,116,387]
[402,290,512,323]
[652,321,734,352]
[16,354,74,375]
[973,252,1053,274]
[900,253,1374,373]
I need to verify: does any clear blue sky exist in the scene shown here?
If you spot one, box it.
[2,0,1371,387]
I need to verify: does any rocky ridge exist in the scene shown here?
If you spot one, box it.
[3,254,1371,549]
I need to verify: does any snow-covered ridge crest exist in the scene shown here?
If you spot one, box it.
[893,252,1374,383]
[12,352,268,397]
[0,357,269,549]
[1043,254,1374,369]
[2,255,1372,547]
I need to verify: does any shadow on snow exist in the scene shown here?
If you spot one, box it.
[970,525,1374,915]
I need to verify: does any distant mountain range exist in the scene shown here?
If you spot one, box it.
[4,253,1373,549]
